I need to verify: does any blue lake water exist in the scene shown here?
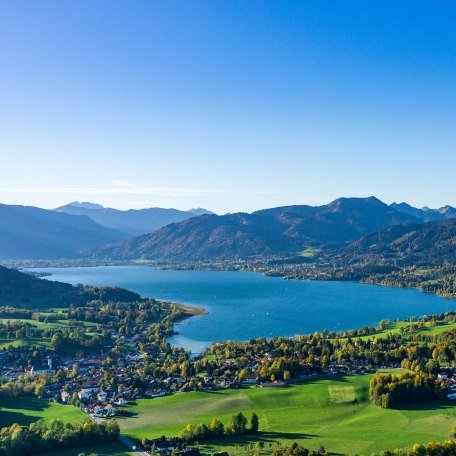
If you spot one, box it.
[34,266,454,353]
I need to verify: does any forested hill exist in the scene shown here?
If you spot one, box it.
[90,197,417,261]
[0,204,129,259]
[334,219,456,266]
[0,266,142,308]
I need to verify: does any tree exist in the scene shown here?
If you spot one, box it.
[181,361,189,378]
[381,392,393,409]
[238,368,249,382]
[51,333,63,349]
[231,412,247,434]
[71,363,79,379]
[209,418,224,436]
[250,412,259,432]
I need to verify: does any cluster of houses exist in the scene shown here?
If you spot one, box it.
[1,352,54,380]
[1,331,455,431]
[438,368,456,400]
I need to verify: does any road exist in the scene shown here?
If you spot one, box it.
[119,434,149,455]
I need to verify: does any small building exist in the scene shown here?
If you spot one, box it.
[242,375,259,385]
[260,380,285,388]
[181,449,201,456]
[152,438,175,452]
[150,390,166,398]
[78,390,90,400]
[116,397,127,406]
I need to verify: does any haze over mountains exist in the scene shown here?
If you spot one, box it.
[90,197,456,262]
[0,197,454,261]
[390,202,456,222]
[55,202,213,236]
[0,202,212,259]
[0,203,129,259]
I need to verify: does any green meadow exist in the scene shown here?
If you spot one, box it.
[0,396,86,428]
[0,398,130,455]
[117,374,456,455]
[0,316,98,348]
[336,320,456,342]
[49,441,133,456]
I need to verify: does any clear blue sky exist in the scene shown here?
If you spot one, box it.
[0,1,455,213]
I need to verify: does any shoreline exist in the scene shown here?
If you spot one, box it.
[17,259,454,300]
[13,265,456,355]
[170,302,208,323]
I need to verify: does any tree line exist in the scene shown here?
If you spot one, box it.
[178,412,259,443]
[0,419,119,456]
[369,372,447,409]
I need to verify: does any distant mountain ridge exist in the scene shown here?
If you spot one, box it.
[55,202,214,236]
[0,204,129,259]
[90,196,421,261]
[1,197,453,262]
[390,202,456,222]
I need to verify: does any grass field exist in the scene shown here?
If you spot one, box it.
[0,316,98,348]
[0,397,86,428]
[117,375,456,455]
[0,337,53,349]
[0,398,130,455]
[339,320,456,342]
[50,441,133,456]
[0,317,96,329]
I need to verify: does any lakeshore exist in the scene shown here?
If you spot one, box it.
[33,265,455,353]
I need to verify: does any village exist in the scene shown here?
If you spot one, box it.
[2,334,456,426]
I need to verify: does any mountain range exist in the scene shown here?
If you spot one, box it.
[0,198,454,261]
[390,202,456,222]
[55,202,213,235]
[0,202,212,259]
[90,197,456,262]
[0,204,129,259]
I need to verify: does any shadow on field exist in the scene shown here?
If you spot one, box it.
[201,431,316,448]
[0,410,42,427]
[1,397,51,411]
[291,375,353,387]
[115,409,139,419]
[0,396,53,428]
[395,401,456,412]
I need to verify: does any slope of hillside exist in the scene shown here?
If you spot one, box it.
[91,212,298,261]
[90,197,417,261]
[55,202,214,235]
[0,266,142,308]
[336,219,456,266]
[0,204,129,259]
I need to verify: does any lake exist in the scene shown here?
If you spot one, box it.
[34,266,454,353]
